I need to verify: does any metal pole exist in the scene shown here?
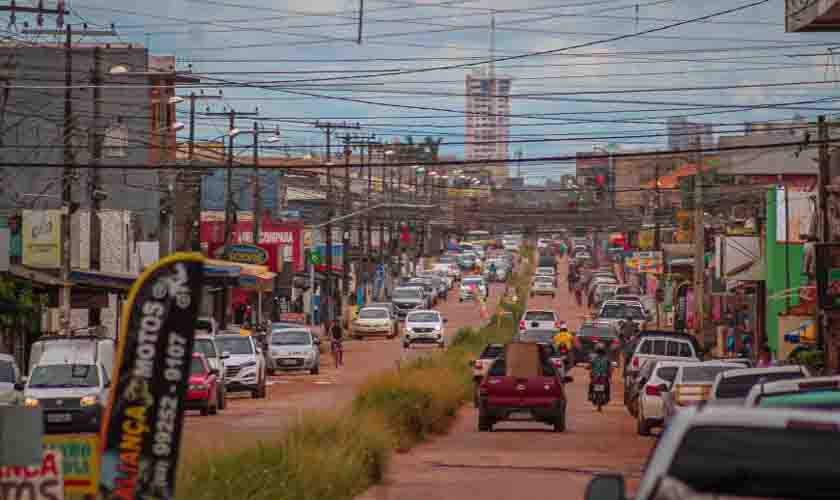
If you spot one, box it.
[253,121,261,246]
[89,44,103,327]
[693,137,705,338]
[60,24,73,335]
[343,137,351,308]
[188,92,196,161]
[817,115,830,360]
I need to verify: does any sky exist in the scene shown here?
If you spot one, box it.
[9,0,840,183]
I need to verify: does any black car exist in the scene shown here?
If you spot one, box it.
[572,323,620,365]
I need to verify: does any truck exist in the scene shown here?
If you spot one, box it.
[476,342,573,433]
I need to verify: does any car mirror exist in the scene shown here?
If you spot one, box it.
[13,382,24,392]
[221,351,231,360]
[563,376,574,384]
[585,474,626,500]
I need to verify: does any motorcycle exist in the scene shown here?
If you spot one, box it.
[590,375,610,412]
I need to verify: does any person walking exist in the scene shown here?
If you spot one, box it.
[330,320,344,368]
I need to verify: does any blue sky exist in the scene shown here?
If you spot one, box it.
[19,0,840,182]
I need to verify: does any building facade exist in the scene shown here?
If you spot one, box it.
[465,69,511,162]
[667,117,714,151]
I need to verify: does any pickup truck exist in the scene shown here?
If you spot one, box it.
[585,406,840,500]
[477,343,573,433]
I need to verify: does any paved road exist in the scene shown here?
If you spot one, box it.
[358,256,654,500]
[181,280,505,455]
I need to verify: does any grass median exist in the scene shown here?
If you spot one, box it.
[178,253,534,500]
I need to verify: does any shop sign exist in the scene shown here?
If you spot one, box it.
[216,244,269,265]
[98,253,203,500]
[816,243,840,310]
[22,210,62,269]
[42,435,97,495]
[0,449,63,500]
[782,316,817,345]
[638,251,663,274]
[625,254,639,270]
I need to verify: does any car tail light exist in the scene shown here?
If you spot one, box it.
[591,337,600,343]
[632,356,640,370]
[555,321,562,329]
[519,320,525,330]
[645,385,660,396]
[612,338,621,347]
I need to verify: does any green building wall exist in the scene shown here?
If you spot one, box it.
[765,189,804,353]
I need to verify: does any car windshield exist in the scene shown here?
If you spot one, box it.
[682,365,738,383]
[215,337,254,355]
[407,312,439,323]
[359,309,389,319]
[524,311,555,322]
[535,277,553,283]
[271,331,311,345]
[758,391,840,410]
[601,304,645,319]
[716,372,806,399]
[193,339,218,359]
[0,360,14,383]
[29,364,99,388]
[393,288,423,299]
[190,357,207,375]
[668,426,840,498]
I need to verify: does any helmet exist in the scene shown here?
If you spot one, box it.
[559,321,568,330]
[595,342,606,354]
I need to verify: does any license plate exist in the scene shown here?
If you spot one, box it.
[508,411,531,420]
[281,359,298,366]
[47,413,72,423]
[593,384,606,391]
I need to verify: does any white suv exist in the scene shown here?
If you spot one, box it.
[214,334,267,399]
[519,309,559,336]
[404,310,446,349]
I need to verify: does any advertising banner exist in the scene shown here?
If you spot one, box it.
[638,251,664,274]
[201,220,303,273]
[98,253,204,500]
[22,210,62,269]
[816,243,840,311]
[0,449,63,500]
[42,435,98,495]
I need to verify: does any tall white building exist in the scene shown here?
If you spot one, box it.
[464,68,512,162]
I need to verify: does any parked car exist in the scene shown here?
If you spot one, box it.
[403,310,447,349]
[584,407,840,500]
[477,342,573,432]
[392,286,427,320]
[460,276,487,302]
[632,360,683,433]
[352,306,398,339]
[572,322,620,365]
[745,375,840,409]
[0,354,23,406]
[406,277,437,307]
[519,309,560,336]
[367,302,395,318]
[661,361,743,429]
[193,335,229,410]
[267,328,321,375]
[186,353,220,416]
[530,275,556,298]
[709,365,811,406]
[214,333,267,398]
[625,331,700,404]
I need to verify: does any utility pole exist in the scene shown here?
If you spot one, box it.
[817,115,831,358]
[204,108,258,328]
[342,134,352,309]
[693,137,705,340]
[88,45,103,327]
[654,160,662,329]
[60,24,73,335]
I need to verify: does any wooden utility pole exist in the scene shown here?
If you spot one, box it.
[88,45,103,327]
[693,137,705,339]
[817,115,831,358]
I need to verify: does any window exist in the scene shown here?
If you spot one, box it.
[104,121,128,158]
[657,366,679,383]
[679,343,694,358]
[666,341,681,357]
[639,340,652,354]
[651,340,667,355]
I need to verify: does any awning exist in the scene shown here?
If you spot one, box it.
[69,269,137,293]
[8,264,69,288]
[205,259,275,290]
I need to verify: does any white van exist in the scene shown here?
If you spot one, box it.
[28,335,115,375]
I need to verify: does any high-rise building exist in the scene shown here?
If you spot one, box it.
[465,68,512,162]
[667,117,714,150]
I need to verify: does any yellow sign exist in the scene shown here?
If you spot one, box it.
[676,210,694,243]
[43,434,99,495]
[22,209,62,268]
[638,230,655,250]
[626,255,639,269]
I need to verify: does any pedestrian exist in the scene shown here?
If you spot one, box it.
[574,283,583,306]
[331,319,344,368]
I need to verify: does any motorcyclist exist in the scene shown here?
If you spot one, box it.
[589,342,612,401]
[553,321,574,353]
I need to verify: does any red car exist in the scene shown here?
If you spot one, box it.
[186,352,219,416]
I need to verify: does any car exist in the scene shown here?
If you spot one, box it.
[632,360,683,432]
[436,262,461,282]
[186,353,220,416]
[367,302,395,318]
[267,328,321,375]
[352,306,398,339]
[0,354,23,406]
[660,361,743,430]
[708,365,811,406]
[28,335,115,376]
[592,283,619,306]
[460,276,487,302]
[584,406,840,500]
[214,333,268,399]
[193,335,229,410]
[391,286,427,319]
[587,277,619,303]
[519,309,560,336]
[405,277,437,307]
[477,343,573,432]
[614,285,642,296]
[597,300,647,331]
[403,310,446,349]
[744,375,840,409]
[530,275,556,298]
[24,358,110,433]
[470,343,505,385]
[625,332,700,404]
[572,322,620,365]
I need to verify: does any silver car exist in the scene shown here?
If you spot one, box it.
[268,328,321,375]
[404,310,446,349]
[0,354,23,406]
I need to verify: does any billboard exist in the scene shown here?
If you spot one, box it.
[201,220,303,273]
[22,210,62,268]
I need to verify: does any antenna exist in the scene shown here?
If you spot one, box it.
[488,12,496,80]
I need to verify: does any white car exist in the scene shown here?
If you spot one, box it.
[584,407,840,500]
[214,334,268,399]
[709,365,811,406]
[404,310,446,349]
[635,360,686,436]
[530,275,556,298]
[597,300,647,331]
[0,354,23,406]
[519,309,559,336]
[352,307,398,339]
[460,277,487,302]
[661,361,743,430]
[744,375,840,408]
[267,328,321,375]
[625,333,700,401]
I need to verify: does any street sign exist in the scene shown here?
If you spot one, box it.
[306,249,322,265]
[42,435,98,495]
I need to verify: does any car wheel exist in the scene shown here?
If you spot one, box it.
[478,415,493,432]
[218,385,227,410]
[310,365,320,375]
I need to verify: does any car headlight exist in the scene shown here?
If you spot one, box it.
[24,397,39,408]
[189,384,208,391]
[241,360,257,367]
[80,395,100,407]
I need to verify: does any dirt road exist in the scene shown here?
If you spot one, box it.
[358,256,654,500]
[181,280,504,454]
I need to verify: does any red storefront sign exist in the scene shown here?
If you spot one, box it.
[201,219,303,273]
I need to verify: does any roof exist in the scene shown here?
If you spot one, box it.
[719,365,808,378]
